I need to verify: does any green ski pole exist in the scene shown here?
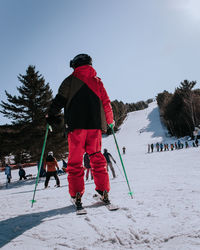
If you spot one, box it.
[31,124,51,207]
[109,124,133,199]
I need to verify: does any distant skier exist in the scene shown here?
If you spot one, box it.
[122,146,126,154]
[84,153,93,181]
[156,142,159,152]
[103,149,116,178]
[44,151,60,188]
[160,143,163,152]
[151,143,154,153]
[46,54,114,209]
[170,144,174,151]
[18,165,27,180]
[185,141,189,148]
[38,161,46,177]
[178,140,181,149]
[148,144,150,153]
[5,164,11,184]
[195,138,198,147]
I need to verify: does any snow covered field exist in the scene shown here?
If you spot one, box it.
[0,102,200,250]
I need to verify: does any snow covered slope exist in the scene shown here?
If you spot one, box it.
[0,102,200,250]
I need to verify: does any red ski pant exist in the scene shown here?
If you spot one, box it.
[67,129,110,197]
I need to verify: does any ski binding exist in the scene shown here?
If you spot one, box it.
[93,194,119,211]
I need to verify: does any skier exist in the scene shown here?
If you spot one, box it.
[151,143,154,153]
[5,164,12,184]
[84,153,93,181]
[44,151,60,188]
[18,165,27,180]
[178,140,181,149]
[195,138,198,147]
[156,142,159,152]
[103,149,116,179]
[122,146,126,154]
[147,144,150,153]
[61,159,67,173]
[46,54,114,210]
[38,161,46,177]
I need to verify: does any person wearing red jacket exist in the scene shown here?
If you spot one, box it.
[47,54,114,209]
[44,151,60,188]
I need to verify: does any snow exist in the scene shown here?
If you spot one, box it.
[0,101,200,250]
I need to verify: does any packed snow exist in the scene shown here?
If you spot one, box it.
[0,102,200,250]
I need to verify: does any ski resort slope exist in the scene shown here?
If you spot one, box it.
[1,102,200,250]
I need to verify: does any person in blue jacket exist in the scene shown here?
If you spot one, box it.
[5,164,12,183]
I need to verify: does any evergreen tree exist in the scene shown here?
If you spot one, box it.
[0,66,67,162]
[156,80,200,137]
[0,65,52,125]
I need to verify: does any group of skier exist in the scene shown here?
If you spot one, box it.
[148,138,199,153]
[4,163,28,185]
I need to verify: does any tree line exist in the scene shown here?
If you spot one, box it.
[0,65,152,164]
[156,80,200,138]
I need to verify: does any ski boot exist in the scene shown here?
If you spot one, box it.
[96,190,110,204]
[75,192,84,210]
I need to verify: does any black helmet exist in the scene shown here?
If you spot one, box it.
[70,54,92,68]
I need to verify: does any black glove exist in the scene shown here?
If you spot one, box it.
[46,115,63,126]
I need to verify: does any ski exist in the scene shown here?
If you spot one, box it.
[70,198,87,215]
[93,194,119,211]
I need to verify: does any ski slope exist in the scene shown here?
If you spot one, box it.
[0,102,200,250]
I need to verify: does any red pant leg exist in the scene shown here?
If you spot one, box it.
[86,129,110,193]
[67,129,86,197]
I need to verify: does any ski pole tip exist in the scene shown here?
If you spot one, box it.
[30,199,36,207]
[128,191,134,199]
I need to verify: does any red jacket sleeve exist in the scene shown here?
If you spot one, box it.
[99,81,114,125]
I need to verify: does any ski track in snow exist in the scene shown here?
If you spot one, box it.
[0,102,200,250]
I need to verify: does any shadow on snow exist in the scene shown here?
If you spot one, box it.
[144,107,167,139]
[0,205,74,248]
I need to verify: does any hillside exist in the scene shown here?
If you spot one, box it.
[0,102,200,250]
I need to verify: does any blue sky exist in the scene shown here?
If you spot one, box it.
[1,0,200,124]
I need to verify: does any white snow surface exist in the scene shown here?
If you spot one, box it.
[0,102,200,250]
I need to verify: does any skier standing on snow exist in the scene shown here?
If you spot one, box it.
[148,144,150,153]
[151,143,154,153]
[18,165,27,180]
[122,146,126,154]
[44,151,60,188]
[156,142,159,152]
[5,164,12,184]
[103,149,116,179]
[84,153,93,181]
[46,54,114,209]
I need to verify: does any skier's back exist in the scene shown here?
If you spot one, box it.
[103,149,116,178]
[44,152,60,188]
[47,54,114,210]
